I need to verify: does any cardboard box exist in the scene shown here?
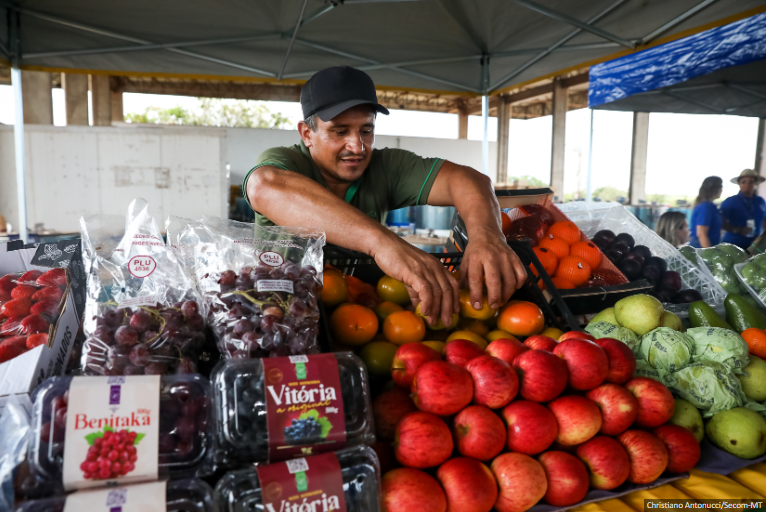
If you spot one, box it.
[0,241,82,410]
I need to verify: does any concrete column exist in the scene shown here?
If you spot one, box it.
[496,98,510,184]
[458,108,468,139]
[756,119,766,202]
[550,79,567,200]
[111,90,124,122]
[21,71,53,125]
[629,112,650,205]
[62,73,89,125]
[90,75,112,126]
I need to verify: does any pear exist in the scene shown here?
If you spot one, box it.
[706,407,766,459]
[668,398,704,442]
[662,311,683,332]
[590,307,618,326]
[614,294,664,336]
[738,356,766,403]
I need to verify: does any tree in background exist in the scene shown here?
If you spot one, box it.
[507,175,549,188]
[592,186,628,202]
[125,98,292,129]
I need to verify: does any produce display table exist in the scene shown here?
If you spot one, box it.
[570,463,766,512]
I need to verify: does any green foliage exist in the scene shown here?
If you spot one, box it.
[506,175,549,188]
[125,98,292,129]
[592,186,628,202]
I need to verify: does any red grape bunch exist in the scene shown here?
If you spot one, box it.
[210,260,322,358]
[80,429,138,480]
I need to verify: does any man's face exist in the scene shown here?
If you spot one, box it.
[740,176,756,195]
[299,105,375,184]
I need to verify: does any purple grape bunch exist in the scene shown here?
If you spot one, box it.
[82,301,205,376]
[210,260,322,358]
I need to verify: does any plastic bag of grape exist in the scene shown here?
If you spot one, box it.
[80,198,206,376]
[180,216,325,358]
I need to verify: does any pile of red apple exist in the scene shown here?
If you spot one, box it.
[377,332,702,512]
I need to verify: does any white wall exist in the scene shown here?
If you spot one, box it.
[0,124,229,233]
[1,124,495,233]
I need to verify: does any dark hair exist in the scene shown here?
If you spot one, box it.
[695,176,723,206]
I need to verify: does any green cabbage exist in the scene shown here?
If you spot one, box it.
[639,328,694,372]
[686,327,750,372]
[669,362,746,417]
[585,322,640,353]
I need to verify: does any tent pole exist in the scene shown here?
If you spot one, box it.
[481,56,489,177]
[277,0,309,80]
[9,12,28,243]
[586,109,594,203]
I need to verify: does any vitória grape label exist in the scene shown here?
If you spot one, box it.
[256,452,347,512]
[262,354,346,461]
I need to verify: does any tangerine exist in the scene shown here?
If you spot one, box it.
[570,241,602,269]
[377,276,410,306]
[741,328,766,358]
[486,330,518,342]
[422,340,447,354]
[415,302,458,330]
[446,330,488,349]
[501,212,512,237]
[549,276,575,290]
[539,235,570,260]
[458,289,497,320]
[375,301,404,323]
[497,301,545,337]
[457,317,491,337]
[383,310,426,345]
[541,327,565,340]
[548,221,582,245]
[532,246,558,276]
[321,269,349,307]
[329,304,379,346]
[555,256,592,287]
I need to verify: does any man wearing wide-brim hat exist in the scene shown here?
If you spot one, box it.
[720,169,766,249]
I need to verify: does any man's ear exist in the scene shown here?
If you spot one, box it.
[298,121,313,148]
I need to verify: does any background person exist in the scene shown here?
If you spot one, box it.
[690,176,723,248]
[656,211,689,248]
[721,169,766,250]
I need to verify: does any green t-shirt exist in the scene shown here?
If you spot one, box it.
[242,141,444,226]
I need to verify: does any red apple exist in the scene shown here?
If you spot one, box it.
[392,343,441,388]
[437,458,498,512]
[512,349,568,402]
[523,335,558,352]
[553,339,609,390]
[625,377,675,427]
[373,388,418,441]
[575,436,630,490]
[466,355,518,409]
[595,337,637,384]
[487,338,528,365]
[502,400,558,455]
[585,383,639,436]
[444,339,485,368]
[548,395,602,446]
[537,451,589,507]
[453,405,506,461]
[559,331,596,342]
[383,468,447,512]
[617,430,669,484]
[395,412,453,468]
[652,424,701,473]
[491,453,548,512]
[412,361,473,416]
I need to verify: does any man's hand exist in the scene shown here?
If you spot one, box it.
[371,238,459,328]
[461,233,527,310]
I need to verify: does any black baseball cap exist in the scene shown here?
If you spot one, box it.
[301,66,389,122]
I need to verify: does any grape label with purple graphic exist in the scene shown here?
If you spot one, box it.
[62,481,166,511]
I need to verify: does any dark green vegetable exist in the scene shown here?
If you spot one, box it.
[724,294,766,332]
[688,301,733,330]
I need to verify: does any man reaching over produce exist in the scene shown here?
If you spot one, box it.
[244,66,526,327]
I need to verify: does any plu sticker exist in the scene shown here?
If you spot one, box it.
[256,452,346,512]
[63,481,166,512]
[63,376,161,490]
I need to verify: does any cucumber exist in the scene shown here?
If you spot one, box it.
[688,301,733,330]
[724,294,766,332]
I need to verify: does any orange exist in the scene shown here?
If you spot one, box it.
[458,289,496,320]
[321,269,349,307]
[501,212,512,237]
[548,221,581,245]
[457,317,491,337]
[741,328,766,358]
[532,246,558,276]
[422,340,447,354]
[549,276,576,290]
[497,301,545,337]
[415,302,458,330]
[329,304,379,346]
[555,256,592,287]
[486,329,518,342]
[446,330,488,350]
[383,310,426,345]
[377,276,410,306]
[374,301,404,323]
[539,235,570,260]
[570,241,602,269]
[541,326,565,340]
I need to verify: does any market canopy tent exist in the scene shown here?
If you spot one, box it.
[589,11,766,116]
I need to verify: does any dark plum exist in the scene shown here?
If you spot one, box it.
[612,242,631,256]
[652,288,675,303]
[659,270,683,293]
[622,252,645,268]
[630,245,652,262]
[605,249,625,264]
[618,258,643,281]
[672,289,703,304]
[645,256,669,275]
[593,230,616,248]
[615,233,635,249]
[641,265,662,286]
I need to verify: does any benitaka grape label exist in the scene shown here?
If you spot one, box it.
[262,354,346,462]
[256,452,347,512]
[62,376,161,490]
[63,481,166,511]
